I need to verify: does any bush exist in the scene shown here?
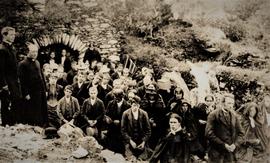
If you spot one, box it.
[98,0,172,37]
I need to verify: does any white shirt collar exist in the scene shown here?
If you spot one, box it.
[132,109,139,120]
[90,98,96,105]
[117,99,124,107]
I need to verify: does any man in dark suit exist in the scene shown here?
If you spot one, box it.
[0,27,22,125]
[57,85,80,125]
[58,49,72,73]
[81,87,105,138]
[72,73,89,105]
[205,93,244,163]
[18,43,48,127]
[106,89,130,153]
[121,96,151,160]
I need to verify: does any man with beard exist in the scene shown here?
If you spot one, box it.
[106,89,130,153]
[18,43,48,127]
[206,93,244,163]
[140,84,166,149]
[0,27,22,125]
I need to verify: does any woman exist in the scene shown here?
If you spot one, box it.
[236,102,267,162]
[150,113,190,163]
[47,74,63,130]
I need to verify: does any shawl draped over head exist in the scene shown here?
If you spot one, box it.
[241,102,268,151]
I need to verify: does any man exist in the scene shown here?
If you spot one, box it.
[72,73,89,105]
[81,87,105,138]
[140,84,166,149]
[121,96,151,160]
[18,43,48,127]
[106,89,130,153]
[193,94,217,158]
[104,79,124,107]
[97,73,112,102]
[57,49,72,73]
[111,63,123,80]
[205,93,244,163]
[57,85,80,125]
[0,27,22,125]
[67,61,77,85]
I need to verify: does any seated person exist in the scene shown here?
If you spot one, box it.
[81,87,105,139]
[57,85,80,125]
[150,113,191,163]
[121,96,151,161]
[97,73,112,102]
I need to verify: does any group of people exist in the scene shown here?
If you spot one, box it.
[1,26,270,163]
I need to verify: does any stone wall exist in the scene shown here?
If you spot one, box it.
[27,0,122,59]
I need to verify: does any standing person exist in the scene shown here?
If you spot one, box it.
[236,102,265,163]
[121,96,151,161]
[205,93,244,163]
[0,27,22,125]
[18,43,48,127]
[58,49,72,73]
[259,94,270,155]
[193,94,216,158]
[67,61,77,85]
[46,74,62,129]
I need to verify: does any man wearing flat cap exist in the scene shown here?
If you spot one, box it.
[121,95,151,161]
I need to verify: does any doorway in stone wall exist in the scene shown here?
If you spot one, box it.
[37,43,80,72]
[32,33,102,72]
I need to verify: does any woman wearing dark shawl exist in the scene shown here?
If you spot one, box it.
[236,102,268,162]
[149,113,191,163]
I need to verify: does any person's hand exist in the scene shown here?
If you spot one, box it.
[137,141,145,150]
[149,118,154,124]
[230,144,236,152]
[249,117,255,128]
[170,102,177,109]
[225,143,233,152]
[69,119,74,124]
[249,139,260,145]
[2,85,9,91]
[199,120,207,124]
[113,120,120,125]
[25,94,31,100]
[225,143,236,152]
[129,139,137,149]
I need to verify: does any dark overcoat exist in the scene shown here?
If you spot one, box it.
[205,108,244,162]
[18,57,48,126]
[121,108,151,145]
[150,129,191,163]
[0,42,22,125]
